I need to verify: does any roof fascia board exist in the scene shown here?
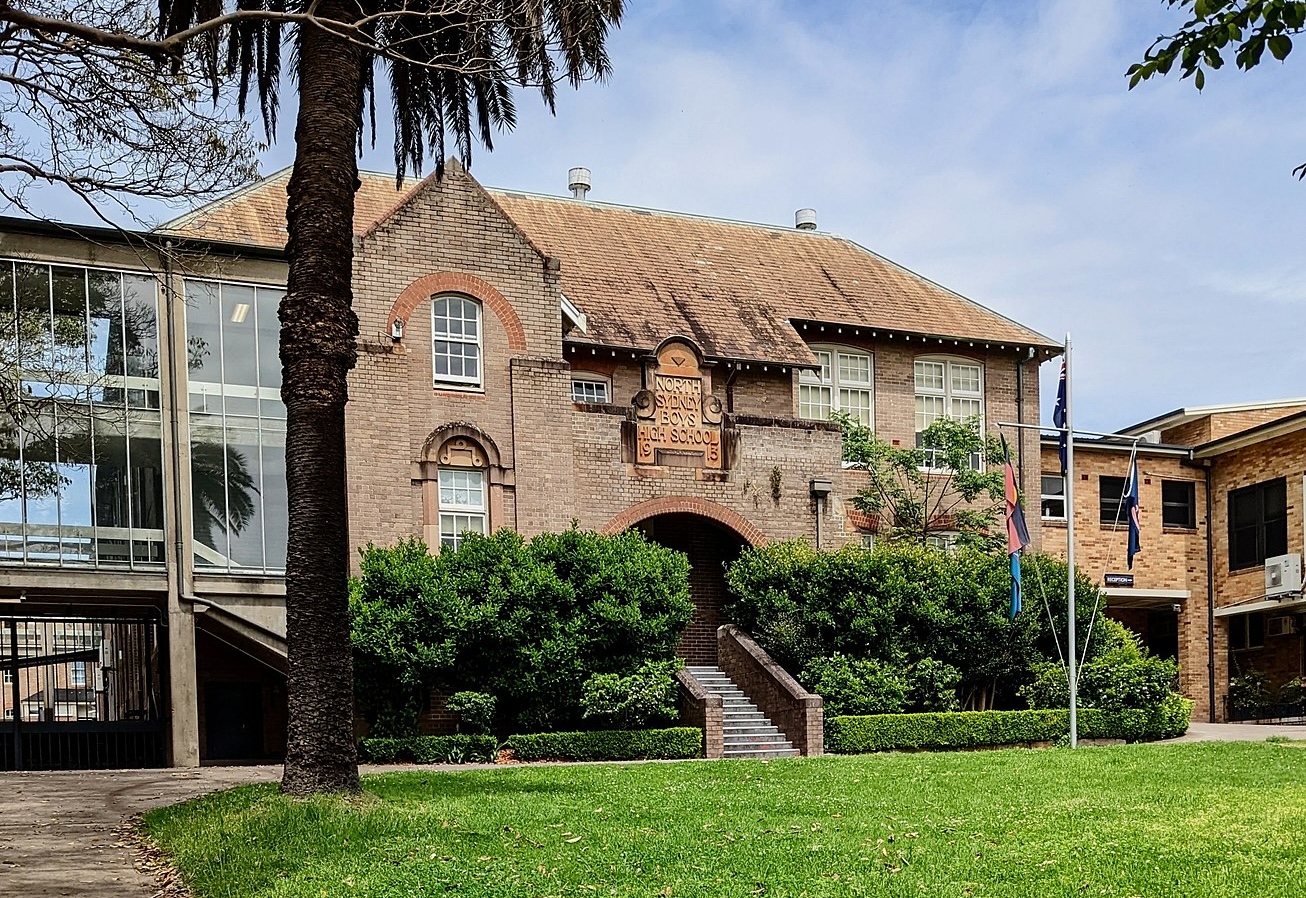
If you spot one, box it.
[1193,411,1306,459]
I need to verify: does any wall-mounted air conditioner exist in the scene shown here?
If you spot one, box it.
[1267,616,1297,638]
[1265,553,1302,599]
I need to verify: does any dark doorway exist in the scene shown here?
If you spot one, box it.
[637,513,749,664]
[204,682,264,761]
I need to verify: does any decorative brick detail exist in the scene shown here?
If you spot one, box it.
[389,271,528,352]
[601,497,768,547]
[717,625,823,756]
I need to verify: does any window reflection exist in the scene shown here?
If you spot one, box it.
[0,260,164,567]
[185,279,286,574]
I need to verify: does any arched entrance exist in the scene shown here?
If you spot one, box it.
[635,514,751,664]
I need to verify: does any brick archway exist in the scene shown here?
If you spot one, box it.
[388,272,527,352]
[601,497,766,547]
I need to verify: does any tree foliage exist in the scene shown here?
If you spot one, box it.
[1130,1,1306,175]
[350,529,692,737]
[724,540,1124,712]
[838,414,1006,548]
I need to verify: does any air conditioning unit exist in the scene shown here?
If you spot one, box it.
[1267,616,1297,638]
[1265,553,1302,599]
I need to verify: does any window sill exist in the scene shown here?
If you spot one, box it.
[433,384,486,396]
[1228,565,1265,576]
[1162,525,1199,533]
[1042,518,1068,527]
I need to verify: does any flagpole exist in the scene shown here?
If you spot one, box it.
[1064,333,1078,749]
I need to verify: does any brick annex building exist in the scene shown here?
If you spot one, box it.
[1040,400,1306,724]
[3,159,1112,768]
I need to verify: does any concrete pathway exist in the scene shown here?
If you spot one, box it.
[3,725,1304,897]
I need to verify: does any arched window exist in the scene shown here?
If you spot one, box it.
[798,347,873,425]
[432,436,488,550]
[432,294,482,388]
[914,356,984,468]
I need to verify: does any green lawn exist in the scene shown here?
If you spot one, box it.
[143,742,1306,898]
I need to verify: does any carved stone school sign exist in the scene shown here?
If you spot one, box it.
[631,338,726,469]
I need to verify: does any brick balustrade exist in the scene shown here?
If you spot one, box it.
[717,624,823,756]
[674,668,724,759]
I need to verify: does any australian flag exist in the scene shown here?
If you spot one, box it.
[1126,455,1141,569]
[1052,359,1068,476]
[1002,436,1031,619]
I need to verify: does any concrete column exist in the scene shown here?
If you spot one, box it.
[167,606,200,767]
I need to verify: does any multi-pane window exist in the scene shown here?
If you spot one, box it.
[1041,474,1066,520]
[70,661,86,687]
[1229,478,1288,571]
[1229,613,1265,651]
[433,295,481,387]
[799,348,873,425]
[914,358,983,468]
[185,280,288,573]
[571,379,610,404]
[1099,476,1127,525]
[438,468,487,550]
[1162,480,1196,529]
[0,261,165,568]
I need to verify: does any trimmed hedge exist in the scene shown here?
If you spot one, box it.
[826,698,1194,754]
[507,727,702,762]
[359,734,498,764]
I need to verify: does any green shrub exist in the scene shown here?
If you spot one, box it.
[351,528,693,734]
[581,660,681,729]
[826,702,1193,754]
[800,654,909,716]
[446,691,497,735]
[1228,668,1273,718]
[1022,621,1181,716]
[909,658,963,712]
[358,734,498,764]
[507,727,702,762]
[724,541,1112,710]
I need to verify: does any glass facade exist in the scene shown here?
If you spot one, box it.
[185,279,288,573]
[0,261,165,567]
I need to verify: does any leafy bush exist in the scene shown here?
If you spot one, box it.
[581,660,681,729]
[800,654,908,716]
[446,692,496,735]
[726,541,1110,710]
[908,658,963,712]
[507,727,702,762]
[351,528,693,735]
[826,701,1193,754]
[1022,620,1180,714]
[358,734,498,764]
[1228,669,1273,718]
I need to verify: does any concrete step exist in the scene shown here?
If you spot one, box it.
[685,665,799,759]
[723,747,801,758]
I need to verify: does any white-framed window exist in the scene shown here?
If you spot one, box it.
[432,295,482,387]
[437,468,487,550]
[571,378,610,404]
[914,357,984,468]
[70,661,86,687]
[799,348,873,425]
[1041,474,1066,520]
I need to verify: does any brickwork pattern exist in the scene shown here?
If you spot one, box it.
[675,668,724,759]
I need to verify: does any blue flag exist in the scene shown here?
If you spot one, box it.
[1052,360,1068,477]
[1126,455,1141,569]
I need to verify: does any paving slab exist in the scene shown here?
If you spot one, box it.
[1165,721,1306,743]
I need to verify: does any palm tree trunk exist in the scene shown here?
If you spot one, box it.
[279,4,363,796]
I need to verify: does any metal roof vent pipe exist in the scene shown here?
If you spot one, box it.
[568,167,592,200]
[795,208,818,230]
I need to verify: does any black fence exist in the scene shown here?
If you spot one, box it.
[1,613,166,770]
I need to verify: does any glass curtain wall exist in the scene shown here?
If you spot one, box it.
[185,280,287,573]
[0,261,165,567]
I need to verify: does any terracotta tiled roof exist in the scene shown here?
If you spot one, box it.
[161,169,1058,365]
[158,168,412,249]
[491,190,1057,365]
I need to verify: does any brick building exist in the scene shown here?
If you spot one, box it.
[0,163,1058,767]
[1040,399,1306,722]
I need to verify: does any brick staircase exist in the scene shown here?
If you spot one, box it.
[685,665,800,758]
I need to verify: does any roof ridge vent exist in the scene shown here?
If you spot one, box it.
[568,167,591,200]
[795,208,817,230]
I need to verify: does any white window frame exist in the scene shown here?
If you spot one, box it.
[799,347,874,426]
[1041,474,1067,521]
[437,468,487,550]
[571,377,611,404]
[914,357,984,470]
[432,295,482,388]
[70,661,87,687]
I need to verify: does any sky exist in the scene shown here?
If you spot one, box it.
[19,0,1306,433]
